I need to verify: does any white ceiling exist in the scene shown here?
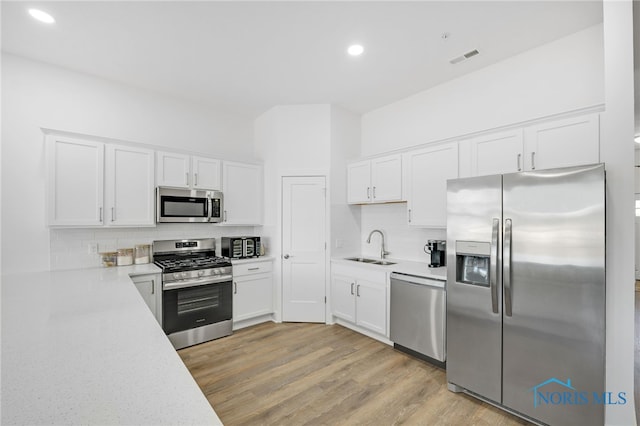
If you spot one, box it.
[2,1,603,119]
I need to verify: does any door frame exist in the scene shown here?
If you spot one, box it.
[280,174,330,324]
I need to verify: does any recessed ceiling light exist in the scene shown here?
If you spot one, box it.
[28,8,55,24]
[347,44,364,56]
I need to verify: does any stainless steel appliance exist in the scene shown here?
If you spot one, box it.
[156,187,223,223]
[446,164,605,425]
[221,236,261,259]
[424,240,446,268]
[390,272,446,367]
[153,238,233,349]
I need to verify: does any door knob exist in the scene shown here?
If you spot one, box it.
[283,254,290,259]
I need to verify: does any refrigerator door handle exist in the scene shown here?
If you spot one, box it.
[504,218,513,317]
[490,218,499,314]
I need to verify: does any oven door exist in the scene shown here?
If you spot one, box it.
[162,280,232,335]
[156,187,210,223]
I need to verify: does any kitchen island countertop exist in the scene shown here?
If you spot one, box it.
[1,264,222,425]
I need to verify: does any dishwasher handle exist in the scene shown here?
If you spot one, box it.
[390,273,445,290]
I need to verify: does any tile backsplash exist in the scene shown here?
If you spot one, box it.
[360,203,446,263]
[50,224,258,270]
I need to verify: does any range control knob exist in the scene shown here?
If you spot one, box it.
[197,270,205,277]
[181,272,187,280]
[173,273,181,280]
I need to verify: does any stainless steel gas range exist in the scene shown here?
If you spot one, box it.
[153,238,232,350]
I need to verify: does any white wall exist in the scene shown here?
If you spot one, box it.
[1,53,255,274]
[330,106,361,258]
[601,1,636,424]
[362,24,604,156]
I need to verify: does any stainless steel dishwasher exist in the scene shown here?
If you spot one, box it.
[390,272,446,367]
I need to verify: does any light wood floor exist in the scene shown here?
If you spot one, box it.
[178,322,531,425]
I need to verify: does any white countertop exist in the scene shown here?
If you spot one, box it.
[1,264,222,425]
[230,256,274,265]
[331,256,447,281]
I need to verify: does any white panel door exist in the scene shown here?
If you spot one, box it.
[282,176,327,322]
[105,145,155,226]
[331,273,356,322]
[156,151,190,188]
[192,156,221,190]
[222,161,263,225]
[406,142,459,228]
[469,129,524,176]
[47,136,104,226]
[355,279,386,335]
[371,154,403,202]
[347,160,371,204]
[524,114,599,171]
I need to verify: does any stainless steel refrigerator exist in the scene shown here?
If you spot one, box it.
[446,163,605,426]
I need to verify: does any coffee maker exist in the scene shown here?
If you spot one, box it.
[424,240,446,268]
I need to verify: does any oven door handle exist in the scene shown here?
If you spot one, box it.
[163,275,232,291]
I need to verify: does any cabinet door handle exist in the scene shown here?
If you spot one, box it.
[356,284,361,297]
[151,279,155,295]
[99,207,103,222]
[111,207,115,222]
[408,209,412,223]
[234,282,237,294]
[350,282,355,295]
[517,153,522,171]
[223,210,227,222]
[195,173,198,186]
[531,152,536,170]
[367,187,370,200]
[373,186,376,199]
[185,172,189,186]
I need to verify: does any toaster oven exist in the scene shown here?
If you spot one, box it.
[221,236,261,259]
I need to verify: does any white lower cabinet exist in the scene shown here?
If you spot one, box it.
[331,263,387,337]
[130,273,162,325]
[232,259,273,327]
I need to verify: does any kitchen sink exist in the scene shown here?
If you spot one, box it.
[344,257,378,263]
[344,257,396,266]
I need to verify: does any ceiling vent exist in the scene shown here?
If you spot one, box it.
[449,49,480,65]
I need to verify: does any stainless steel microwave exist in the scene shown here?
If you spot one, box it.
[156,187,223,223]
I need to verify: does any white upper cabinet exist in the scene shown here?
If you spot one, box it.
[48,136,104,227]
[468,129,525,176]
[222,161,262,225]
[192,156,221,190]
[156,151,190,188]
[105,145,155,226]
[47,136,155,227]
[406,142,459,228]
[156,151,221,190]
[523,113,599,171]
[347,154,402,204]
[463,113,600,178]
[347,160,371,203]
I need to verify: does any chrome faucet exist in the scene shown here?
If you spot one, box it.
[366,229,389,260]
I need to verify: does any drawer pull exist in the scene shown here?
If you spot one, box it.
[248,267,260,271]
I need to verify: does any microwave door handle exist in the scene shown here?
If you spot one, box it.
[207,197,213,222]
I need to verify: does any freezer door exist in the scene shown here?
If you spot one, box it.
[446,174,502,403]
[502,164,605,425]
